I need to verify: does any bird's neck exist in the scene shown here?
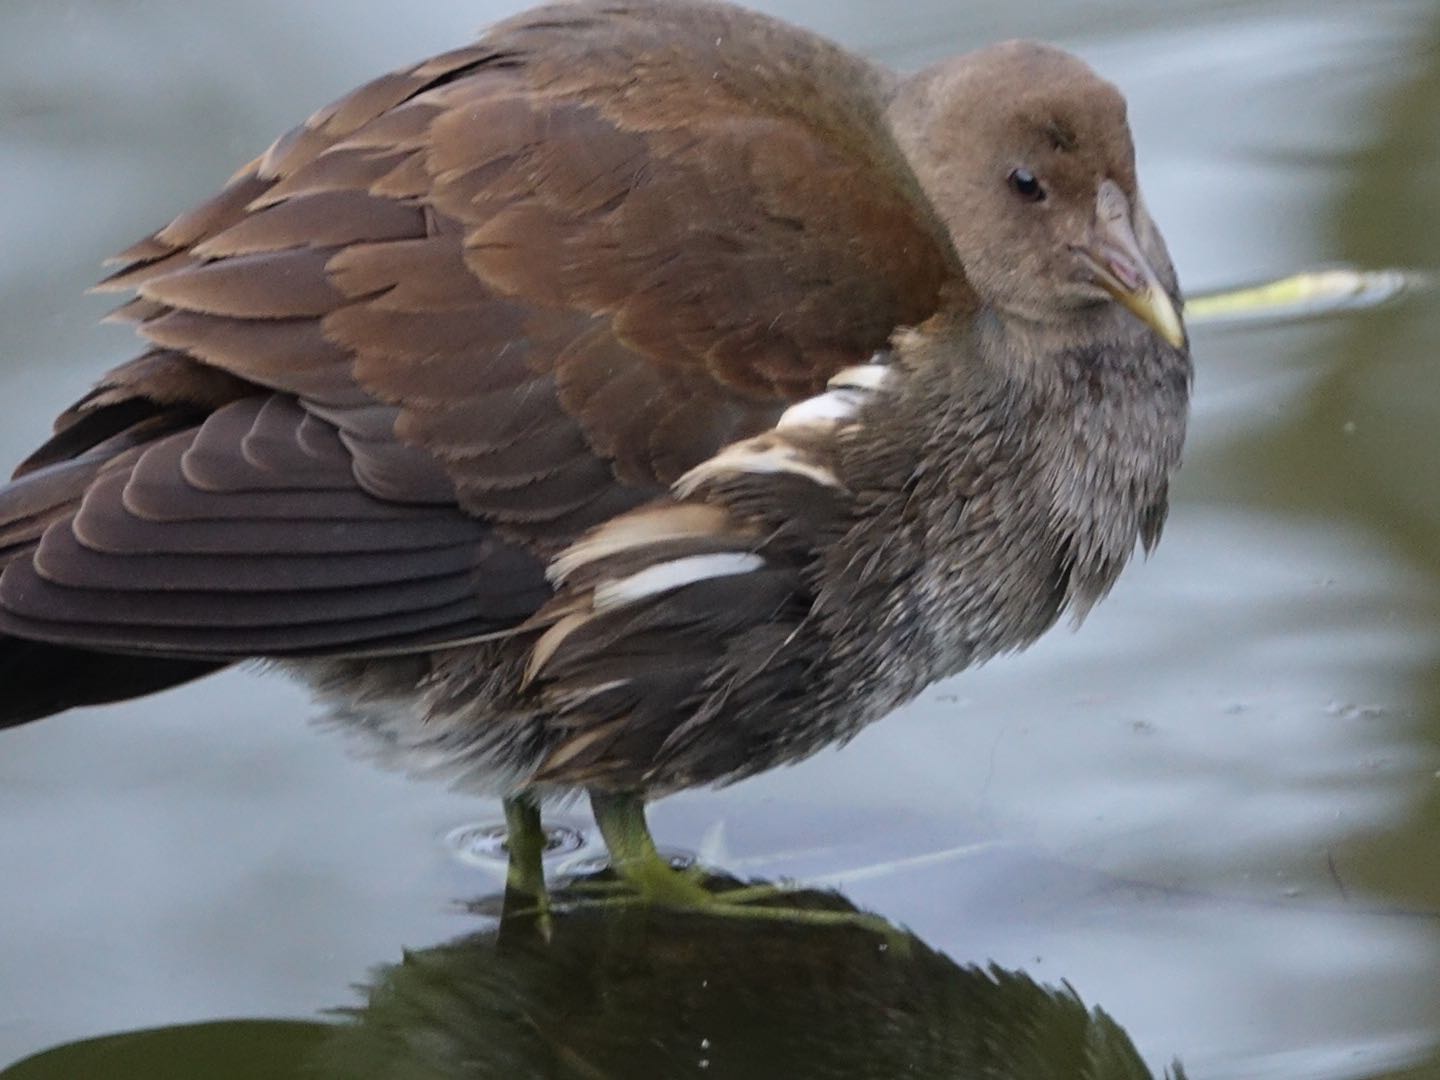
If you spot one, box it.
[818,310,1190,687]
[979,305,1190,592]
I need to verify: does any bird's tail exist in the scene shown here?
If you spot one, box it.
[0,634,222,729]
[0,403,226,727]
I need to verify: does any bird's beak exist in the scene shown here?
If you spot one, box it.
[1076,182,1187,350]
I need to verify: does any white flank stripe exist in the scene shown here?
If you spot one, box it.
[776,363,891,431]
[547,504,736,584]
[669,364,888,497]
[827,363,891,391]
[593,552,765,610]
[673,440,841,497]
[777,388,867,430]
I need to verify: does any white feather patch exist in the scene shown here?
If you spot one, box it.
[669,363,888,496]
[777,388,867,430]
[592,552,766,611]
[827,362,891,391]
[673,439,841,497]
[547,503,739,585]
[776,363,891,431]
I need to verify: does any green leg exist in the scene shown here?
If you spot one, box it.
[580,789,911,944]
[588,789,714,907]
[500,791,552,938]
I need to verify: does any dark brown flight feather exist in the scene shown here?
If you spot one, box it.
[0,1,1188,801]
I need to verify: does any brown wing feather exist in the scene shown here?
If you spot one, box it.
[2,0,963,665]
[0,399,549,658]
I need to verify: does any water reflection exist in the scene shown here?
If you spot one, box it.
[3,879,1185,1080]
[1208,0,1440,938]
[2,1,1440,1077]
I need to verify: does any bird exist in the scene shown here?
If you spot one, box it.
[0,0,1189,914]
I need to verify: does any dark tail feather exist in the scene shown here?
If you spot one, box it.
[1,398,231,727]
[0,635,225,728]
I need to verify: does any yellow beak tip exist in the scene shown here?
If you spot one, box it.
[1125,286,1187,351]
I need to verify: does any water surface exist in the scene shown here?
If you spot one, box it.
[1,1,1438,1076]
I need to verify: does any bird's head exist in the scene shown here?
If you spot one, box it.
[889,40,1186,352]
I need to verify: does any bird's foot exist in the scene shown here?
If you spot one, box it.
[554,859,906,944]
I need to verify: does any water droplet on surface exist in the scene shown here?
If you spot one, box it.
[556,846,695,878]
[1323,700,1388,721]
[444,821,586,866]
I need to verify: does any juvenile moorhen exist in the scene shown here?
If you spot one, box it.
[0,0,1189,912]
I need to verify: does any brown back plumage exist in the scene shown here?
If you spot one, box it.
[0,0,966,711]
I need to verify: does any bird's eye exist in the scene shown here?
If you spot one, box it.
[1007,168,1046,202]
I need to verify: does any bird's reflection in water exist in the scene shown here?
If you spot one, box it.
[323,877,1187,1079]
[2,876,1186,1080]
